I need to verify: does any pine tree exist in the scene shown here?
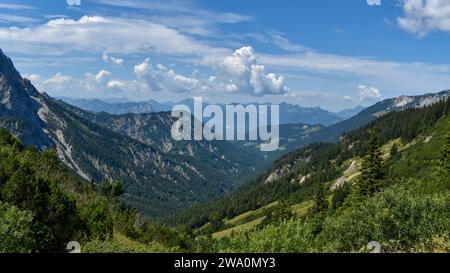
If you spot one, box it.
[311,182,328,213]
[356,130,384,197]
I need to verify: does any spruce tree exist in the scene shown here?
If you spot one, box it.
[311,182,328,213]
[356,130,384,197]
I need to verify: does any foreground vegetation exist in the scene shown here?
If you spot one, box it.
[0,129,191,252]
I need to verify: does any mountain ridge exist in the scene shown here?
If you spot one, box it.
[58,97,343,126]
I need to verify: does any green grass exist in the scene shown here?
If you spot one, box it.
[213,217,265,239]
[82,231,172,253]
[213,200,314,239]
[224,202,278,226]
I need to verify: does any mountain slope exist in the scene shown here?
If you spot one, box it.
[54,99,263,170]
[0,49,53,148]
[0,128,193,253]
[311,91,450,143]
[208,111,449,253]
[335,105,364,120]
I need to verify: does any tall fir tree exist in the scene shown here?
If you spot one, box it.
[311,182,328,213]
[356,130,384,197]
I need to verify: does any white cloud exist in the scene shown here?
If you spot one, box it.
[93,69,111,82]
[107,80,126,90]
[259,51,450,93]
[397,0,450,37]
[0,3,36,10]
[134,58,150,78]
[134,58,200,93]
[210,46,288,95]
[0,16,227,58]
[102,52,124,66]
[43,73,73,91]
[23,73,41,83]
[269,32,309,52]
[67,0,81,6]
[0,14,39,24]
[344,85,383,102]
[31,71,121,97]
[132,49,288,96]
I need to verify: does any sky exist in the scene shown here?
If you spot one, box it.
[0,0,449,111]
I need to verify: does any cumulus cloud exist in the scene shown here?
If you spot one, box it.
[102,52,124,66]
[91,69,111,82]
[344,85,383,102]
[107,80,126,90]
[23,74,41,83]
[397,0,450,37]
[30,70,128,97]
[134,58,200,93]
[43,73,73,91]
[210,46,288,95]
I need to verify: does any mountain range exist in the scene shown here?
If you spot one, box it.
[59,97,344,126]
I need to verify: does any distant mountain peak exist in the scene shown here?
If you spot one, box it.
[394,95,413,107]
[389,90,450,110]
[0,49,23,88]
[0,48,54,148]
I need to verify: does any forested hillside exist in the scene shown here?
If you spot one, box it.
[202,109,449,252]
[0,129,193,252]
[164,98,450,253]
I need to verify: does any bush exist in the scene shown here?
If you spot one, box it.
[0,202,35,252]
[79,199,113,240]
[216,219,315,253]
[317,181,450,252]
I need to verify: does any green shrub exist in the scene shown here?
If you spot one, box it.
[216,219,315,253]
[317,181,449,252]
[79,199,113,240]
[0,202,35,253]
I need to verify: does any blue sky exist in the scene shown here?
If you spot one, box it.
[0,0,449,111]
